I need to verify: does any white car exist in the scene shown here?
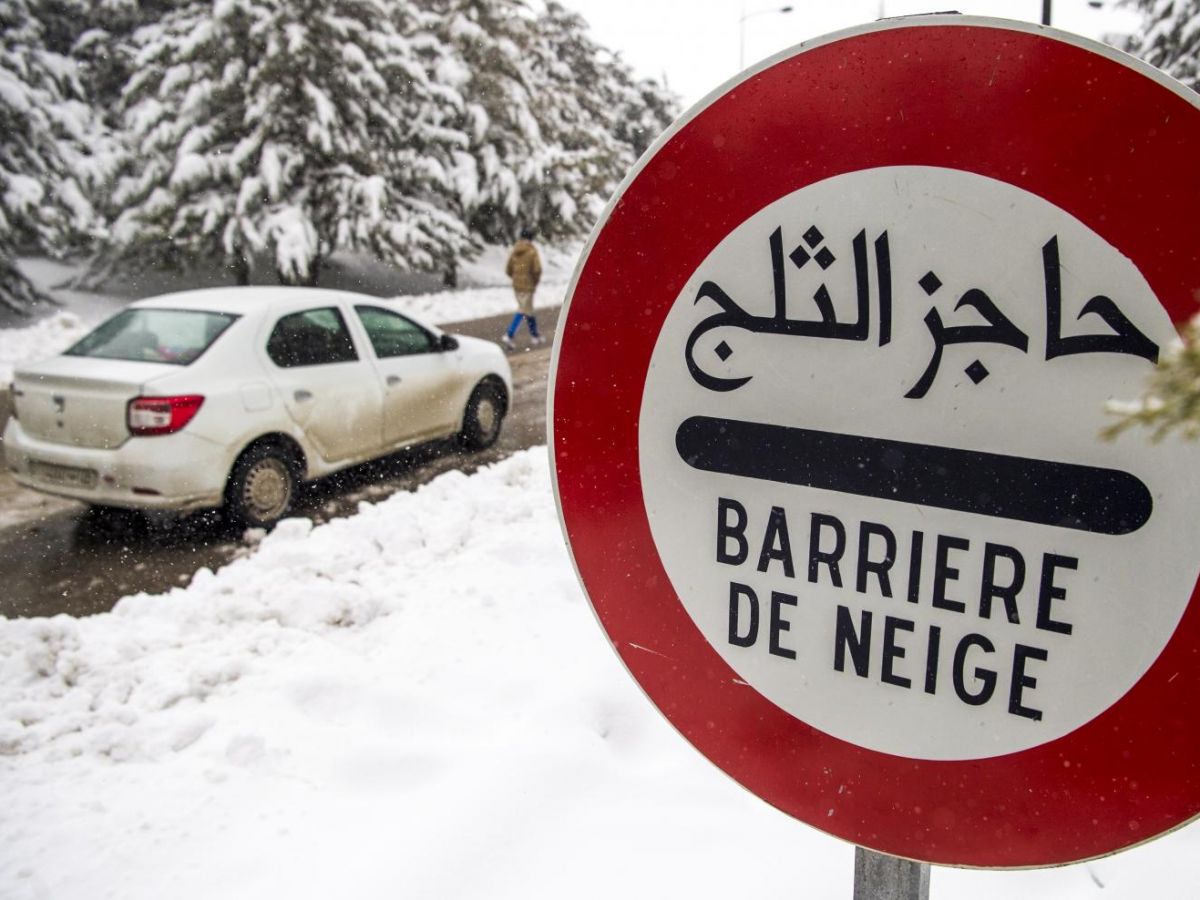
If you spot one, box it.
[4,287,513,527]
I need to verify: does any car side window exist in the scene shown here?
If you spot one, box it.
[267,307,358,368]
[355,306,436,359]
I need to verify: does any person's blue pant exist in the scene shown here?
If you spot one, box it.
[506,313,539,338]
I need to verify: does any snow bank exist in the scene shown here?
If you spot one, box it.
[0,450,1196,899]
[389,278,568,325]
[457,240,580,288]
[0,311,90,387]
[391,241,577,323]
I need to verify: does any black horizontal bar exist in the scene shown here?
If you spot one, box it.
[675,416,1151,536]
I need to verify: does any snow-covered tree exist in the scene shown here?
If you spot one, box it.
[1105,322,1200,440]
[1129,0,1200,90]
[522,1,636,239]
[427,0,677,244]
[76,0,675,290]
[68,1,187,123]
[613,72,677,161]
[426,0,544,243]
[0,0,100,313]
[101,0,474,286]
[534,3,676,162]
[527,3,676,236]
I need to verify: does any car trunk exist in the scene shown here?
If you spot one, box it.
[12,357,180,450]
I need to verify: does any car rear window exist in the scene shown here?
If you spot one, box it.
[65,309,238,365]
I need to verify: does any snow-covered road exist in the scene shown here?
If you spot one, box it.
[0,319,556,618]
[1,449,1197,899]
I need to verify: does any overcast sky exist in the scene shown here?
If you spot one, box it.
[553,0,1144,108]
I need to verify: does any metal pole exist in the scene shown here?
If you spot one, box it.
[853,847,930,900]
[1041,0,1052,25]
[738,5,794,70]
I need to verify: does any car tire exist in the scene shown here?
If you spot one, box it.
[226,443,298,528]
[459,382,506,451]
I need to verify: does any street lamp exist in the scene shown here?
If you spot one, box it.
[739,5,794,70]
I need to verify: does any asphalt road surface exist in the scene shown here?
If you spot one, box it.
[0,307,560,619]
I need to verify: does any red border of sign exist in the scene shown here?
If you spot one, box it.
[551,17,1200,868]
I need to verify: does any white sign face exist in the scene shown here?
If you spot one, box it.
[639,165,1200,761]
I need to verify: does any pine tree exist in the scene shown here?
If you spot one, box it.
[536,2,675,162]
[525,0,636,239]
[68,1,188,126]
[82,0,677,291]
[103,0,474,287]
[1129,0,1200,90]
[613,73,677,161]
[427,0,545,244]
[529,3,677,236]
[427,0,678,244]
[0,0,100,313]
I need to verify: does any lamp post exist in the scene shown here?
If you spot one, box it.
[739,5,794,70]
[1042,0,1105,26]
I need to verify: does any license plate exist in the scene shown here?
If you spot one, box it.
[29,460,98,490]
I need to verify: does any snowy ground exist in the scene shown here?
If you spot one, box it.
[0,245,577,386]
[0,310,92,389]
[0,449,1197,899]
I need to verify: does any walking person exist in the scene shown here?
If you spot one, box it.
[502,227,544,349]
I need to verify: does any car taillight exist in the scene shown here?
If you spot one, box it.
[127,395,205,436]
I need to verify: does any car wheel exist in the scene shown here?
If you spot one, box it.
[460,382,505,450]
[226,444,297,528]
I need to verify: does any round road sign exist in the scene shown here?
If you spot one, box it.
[549,16,1200,868]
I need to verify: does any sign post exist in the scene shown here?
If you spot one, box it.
[551,15,1200,873]
[854,849,928,900]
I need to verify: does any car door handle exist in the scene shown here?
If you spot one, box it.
[294,389,313,402]
[386,375,402,387]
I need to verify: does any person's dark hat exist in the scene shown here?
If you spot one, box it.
[519,226,535,240]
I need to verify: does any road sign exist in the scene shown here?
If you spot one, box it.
[549,16,1200,868]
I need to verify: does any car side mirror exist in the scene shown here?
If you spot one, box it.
[439,334,459,352]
